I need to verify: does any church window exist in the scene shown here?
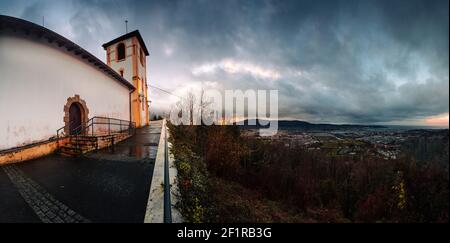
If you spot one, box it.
[140,48,144,66]
[117,43,126,61]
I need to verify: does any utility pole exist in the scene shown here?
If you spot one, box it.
[125,20,128,34]
[42,16,44,27]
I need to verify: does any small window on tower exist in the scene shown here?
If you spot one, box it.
[117,43,126,61]
[119,70,124,77]
[140,48,144,66]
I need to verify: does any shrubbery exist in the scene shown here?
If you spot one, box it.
[169,123,449,222]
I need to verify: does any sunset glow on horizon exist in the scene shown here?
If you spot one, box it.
[425,113,449,127]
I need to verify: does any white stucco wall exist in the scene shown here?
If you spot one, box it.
[0,34,131,150]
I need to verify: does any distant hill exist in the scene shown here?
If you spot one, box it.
[237,119,386,131]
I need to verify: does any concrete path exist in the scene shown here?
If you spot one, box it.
[0,120,162,223]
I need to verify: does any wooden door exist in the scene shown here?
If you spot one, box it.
[69,103,82,135]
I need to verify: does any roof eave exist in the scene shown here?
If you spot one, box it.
[0,15,135,91]
[102,30,149,56]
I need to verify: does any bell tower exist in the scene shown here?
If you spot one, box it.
[102,30,150,127]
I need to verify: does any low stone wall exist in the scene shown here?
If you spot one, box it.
[96,133,131,151]
[0,133,131,165]
[0,138,69,165]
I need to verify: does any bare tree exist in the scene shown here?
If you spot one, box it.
[171,90,196,125]
[198,88,214,125]
[170,88,215,125]
[187,91,195,125]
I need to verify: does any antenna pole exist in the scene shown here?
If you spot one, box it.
[125,20,128,33]
[42,16,44,27]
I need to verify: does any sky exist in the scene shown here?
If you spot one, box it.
[1,0,448,127]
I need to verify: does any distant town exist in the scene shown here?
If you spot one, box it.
[242,121,449,161]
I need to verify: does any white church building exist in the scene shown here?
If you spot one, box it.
[0,15,150,164]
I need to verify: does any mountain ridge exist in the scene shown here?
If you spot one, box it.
[237,119,386,130]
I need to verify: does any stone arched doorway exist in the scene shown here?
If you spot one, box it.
[63,95,89,135]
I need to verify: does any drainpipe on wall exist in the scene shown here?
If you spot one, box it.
[129,90,133,123]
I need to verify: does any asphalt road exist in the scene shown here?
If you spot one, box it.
[0,121,162,223]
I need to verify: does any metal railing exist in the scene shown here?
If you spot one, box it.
[163,123,172,223]
[56,116,136,148]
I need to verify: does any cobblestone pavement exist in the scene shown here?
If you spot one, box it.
[2,164,90,223]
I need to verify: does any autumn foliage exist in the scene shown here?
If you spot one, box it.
[169,123,449,223]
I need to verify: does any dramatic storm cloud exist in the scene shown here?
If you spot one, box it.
[1,0,448,126]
